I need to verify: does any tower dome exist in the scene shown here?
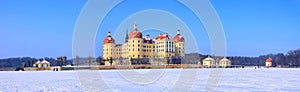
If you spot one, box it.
[173,28,184,42]
[103,31,115,44]
[129,23,142,39]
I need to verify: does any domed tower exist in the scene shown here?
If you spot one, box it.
[129,23,142,39]
[128,23,143,59]
[173,28,185,57]
[173,29,185,43]
[103,31,115,60]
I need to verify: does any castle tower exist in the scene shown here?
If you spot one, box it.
[128,23,143,59]
[173,28,185,57]
[103,31,115,60]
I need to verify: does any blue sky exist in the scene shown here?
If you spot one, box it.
[0,0,299,59]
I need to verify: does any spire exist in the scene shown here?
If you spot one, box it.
[107,31,111,37]
[177,28,180,35]
[133,22,137,30]
[125,29,128,43]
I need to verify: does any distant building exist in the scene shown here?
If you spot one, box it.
[203,56,232,68]
[219,57,231,68]
[33,58,50,68]
[266,57,272,68]
[41,58,50,68]
[202,56,215,68]
[102,23,185,65]
[33,60,41,67]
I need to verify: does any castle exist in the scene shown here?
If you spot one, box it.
[102,23,185,65]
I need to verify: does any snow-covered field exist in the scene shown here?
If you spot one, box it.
[0,68,299,92]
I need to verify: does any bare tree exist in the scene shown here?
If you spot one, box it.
[88,56,92,67]
[63,56,67,66]
[97,56,103,65]
[76,56,79,66]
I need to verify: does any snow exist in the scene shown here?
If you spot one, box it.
[0,68,300,91]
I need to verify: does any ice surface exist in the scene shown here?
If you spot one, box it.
[0,68,299,92]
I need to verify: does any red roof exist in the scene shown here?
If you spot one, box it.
[103,37,115,44]
[266,58,272,62]
[129,29,142,39]
[173,34,184,42]
[155,34,170,41]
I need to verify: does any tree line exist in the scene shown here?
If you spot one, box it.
[0,57,72,68]
[0,49,300,68]
[185,49,300,67]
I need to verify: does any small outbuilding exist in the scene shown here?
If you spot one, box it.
[33,58,50,68]
[266,57,272,68]
[202,56,215,68]
[41,58,50,68]
[219,57,231,68]
[33,60,41,68]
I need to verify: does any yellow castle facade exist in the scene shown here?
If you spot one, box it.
[102,23,185,65]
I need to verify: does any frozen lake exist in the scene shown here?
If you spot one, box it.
[0,68,299,92]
